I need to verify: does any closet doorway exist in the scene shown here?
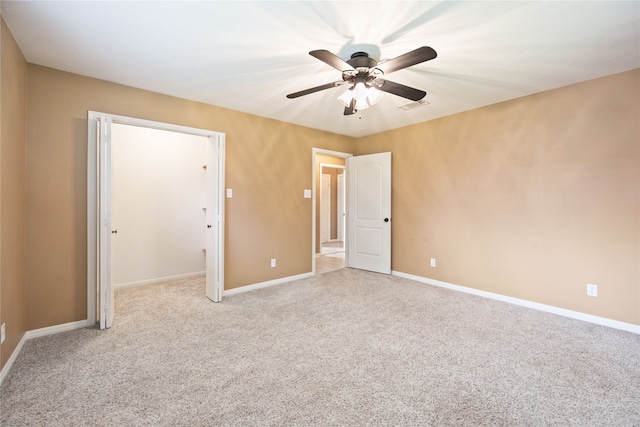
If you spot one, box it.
[110,124,208,290]
[87,112,225,329]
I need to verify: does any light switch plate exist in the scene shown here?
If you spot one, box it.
[304,189,311,199]
[226,188,232,198]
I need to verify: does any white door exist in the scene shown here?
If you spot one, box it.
[346,152,391,274]
[337,173,345,242]
[320,173,331,244]
[205,135,225,302]
[98,115,114,329]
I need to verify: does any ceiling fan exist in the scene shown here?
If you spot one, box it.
[286,46,437,115]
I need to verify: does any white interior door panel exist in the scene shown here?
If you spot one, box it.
[346,152,391,274]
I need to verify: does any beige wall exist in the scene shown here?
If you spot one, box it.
[25,65,355,330]
[0,17,28,371]
[356,69,640,325]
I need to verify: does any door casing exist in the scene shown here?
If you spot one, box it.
[312,149,352,274]
[87,111,225,327]
[337,173,345,242]
[320,173,331,244]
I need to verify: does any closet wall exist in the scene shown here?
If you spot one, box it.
[111,124,207,287]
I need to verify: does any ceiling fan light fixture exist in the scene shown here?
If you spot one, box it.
[355,97,369,110]
[288,46,437,115]
[367,86,383,105]
[354,82,369,110]
[337,88,354,107]
[338,82,383,111]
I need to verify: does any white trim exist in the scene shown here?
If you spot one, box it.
[26,320,88,339]
[0,334,27,385]
[95,113,218,138]
[319,163,346,171]
[392,270,640,335]
[114,272,205,290]
[319,172,331,245]
[0,319,87,386]
[314,148,354,158]
[209,134,226,303]
[223,272,314,297]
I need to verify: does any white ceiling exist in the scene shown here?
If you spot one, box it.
[2,1,639,138]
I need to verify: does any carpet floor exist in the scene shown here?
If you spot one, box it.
[1,269,639,426]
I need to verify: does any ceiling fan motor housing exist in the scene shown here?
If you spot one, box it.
[343,52,382,86]
[347,51,378,69]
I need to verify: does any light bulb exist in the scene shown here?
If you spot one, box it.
[354,82,369,110]
[367,87,383,105]
[337,89,354,107]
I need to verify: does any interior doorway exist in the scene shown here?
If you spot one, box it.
[318,164,345,275]
[319,164,345,252]
[312,149,351,275]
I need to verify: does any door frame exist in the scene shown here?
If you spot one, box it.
[87,111,226,327]
[337,173,345,242]
[311,148,352,274]
[320,172,331,245]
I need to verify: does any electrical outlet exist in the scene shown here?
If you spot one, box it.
[271,258,276,268]
[430,258,436,268]
[1,323,5,344]
[587,283,598,297]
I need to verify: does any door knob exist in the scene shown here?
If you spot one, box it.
[207,225,212,228]
[384,218,389,222]
[111,230,118,234]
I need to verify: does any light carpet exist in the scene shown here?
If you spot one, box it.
[1,269,639,426]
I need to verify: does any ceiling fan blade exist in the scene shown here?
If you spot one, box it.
[373,79,426,101]
[376,46,437,75]
[286,81,345,99]
[343,98,356,116]
[310,50,355,72]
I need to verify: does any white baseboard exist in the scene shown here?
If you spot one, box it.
[392,271,640,335]
[0,319,88,386]
[114,271,205,290]
[0,333,27,385]
[25,319,89,339]
[223,272,314,297]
